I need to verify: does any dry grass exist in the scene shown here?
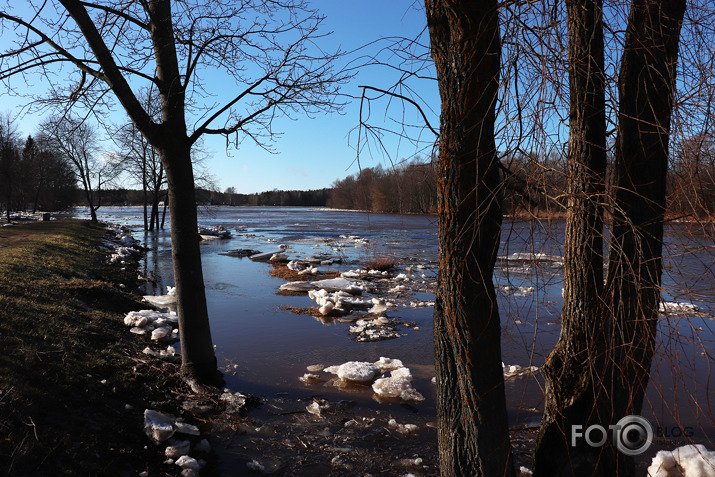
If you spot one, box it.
[269,262,340,282]
[361,256,397,272]
[0,221,215,476]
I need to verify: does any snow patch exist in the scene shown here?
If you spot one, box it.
[647,444,715,477]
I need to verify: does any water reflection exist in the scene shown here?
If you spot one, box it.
[82,206,713,444]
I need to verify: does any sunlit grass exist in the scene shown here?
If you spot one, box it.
[0,220,181,475]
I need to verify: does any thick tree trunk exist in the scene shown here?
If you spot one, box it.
[535,0,607,474]
[425,1,514,475]
[160,141,223,387]
[536,1,685,475]
[602,0,685,457]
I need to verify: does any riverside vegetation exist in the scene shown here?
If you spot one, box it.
[0,220,213,475]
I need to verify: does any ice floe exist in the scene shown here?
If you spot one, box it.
[497,252,563,265]
[143,286,178,308]
[280,277,367,294]
[315,358,425,404]
[647,444,715,477]
[348,318,403,342]
[198,224,230,239]
[248,251,284,262]
[659,301,710,318]
[306,289,372,315]
[502,362,539,379]
[372,367,425,402]
[324,361,380,383]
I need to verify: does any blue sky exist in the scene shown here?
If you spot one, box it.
[206,0,438,193]
[2,1,439,194]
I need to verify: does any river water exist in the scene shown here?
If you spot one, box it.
[81,206,714,453]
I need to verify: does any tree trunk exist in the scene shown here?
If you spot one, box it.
[143,174,149,231]
[535,0,608,474]
[535,1,685,475]
[160,141,223,388]
[602,0,686,463]
[425,1,514,475]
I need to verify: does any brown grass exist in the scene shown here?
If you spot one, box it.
[361,256,397,272]
[269,262,341,282]
[0,221,219,475]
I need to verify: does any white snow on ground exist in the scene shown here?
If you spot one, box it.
[123,309,179,342]
[647,444,715,477]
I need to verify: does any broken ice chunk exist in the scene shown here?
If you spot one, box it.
[388,418,420,435]
[372,367,425,402]
[175,455,200,471]
[502,362,539,379]
[174,421,200,436]
[646,444,715,477]
[318,301,335,315]
[165,440,191,459]
[143,409,175,444]
[374,357,404,373]
[323,361,380,383]
[299,373,323,384]
[151,326,173,341]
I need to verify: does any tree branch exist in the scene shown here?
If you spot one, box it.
[56,0,159,142]
[79,1,149,31]
[358,85,439,137]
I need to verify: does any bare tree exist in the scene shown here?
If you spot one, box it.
[28,133,77,212]
[535,0,608,474]
[0,0,346,386]
[534,1,687,475]
[41,115,118,221]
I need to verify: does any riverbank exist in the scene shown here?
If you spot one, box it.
[0,221,218,475]
[0,220,543,476]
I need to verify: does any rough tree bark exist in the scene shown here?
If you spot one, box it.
[535,0,608,474]
[535,1,686,475]
[601,0,686,467]
[425,1,515,475]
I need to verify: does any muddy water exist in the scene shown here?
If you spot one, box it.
[86,206,714,465]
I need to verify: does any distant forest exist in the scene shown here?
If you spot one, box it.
[100,187,332,207]
[3,146,712,220]
[327,159,438,214]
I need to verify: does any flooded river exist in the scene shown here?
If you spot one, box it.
[82,206,714,463]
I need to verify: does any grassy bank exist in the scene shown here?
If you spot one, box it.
[0,221,189,476]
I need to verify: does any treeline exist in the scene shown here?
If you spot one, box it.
[327,159,437,214]
[326,147,714,220]
[502,143,715,220]
[207,187,331,207]
[98,187,331,207]
[0,119,77,218]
